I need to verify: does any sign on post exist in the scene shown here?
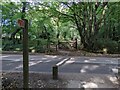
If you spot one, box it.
[17,19,29,88]
[17,19,25,28]
[22,19,29,89]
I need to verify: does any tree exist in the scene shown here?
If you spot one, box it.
[2,1,120,53]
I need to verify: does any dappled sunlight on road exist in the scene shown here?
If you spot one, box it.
[81,76,118,88]
[70,58,75,60]
[89,58,96,61]
[91,77,105,84]
[84,60,89,62]
[80,69,86,73]
[82,82,98,88]
[44,55,57,58]
[41,58,47,60]
[6,63,12,66]
[80,65,99,73]
[107,76,119,85]
[112,68,118,74]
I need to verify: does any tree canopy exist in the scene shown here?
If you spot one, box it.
[1,1,120,54]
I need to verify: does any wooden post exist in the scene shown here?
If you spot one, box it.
[23,19,29,88]
[75,38,77,50]
[118,56,120,76]
[52,65,58,80]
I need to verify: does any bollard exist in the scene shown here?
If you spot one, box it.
[52,65,58,80]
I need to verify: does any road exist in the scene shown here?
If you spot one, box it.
[1,54,119,74]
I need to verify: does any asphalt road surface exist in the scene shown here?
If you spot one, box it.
[1,54,119,75]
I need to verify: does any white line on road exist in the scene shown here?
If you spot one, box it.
[2,55,10,58]
[29,61,42,66]
[56,58,70,66]
[13,58,22,61]
[66,60,118,65]
[2,58,22,61]
[15,65,23,69]
[15,61,43,69]
[65,60,75,64]
[2,59,19,61]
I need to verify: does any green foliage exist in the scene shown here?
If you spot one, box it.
[105,40,118,53]
[2,2,120,54]
[94,38,119,54]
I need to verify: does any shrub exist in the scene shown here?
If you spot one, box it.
[105,40,118,53]
[94,38,118,54]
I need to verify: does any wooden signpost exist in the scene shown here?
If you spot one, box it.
[18,19,29,88]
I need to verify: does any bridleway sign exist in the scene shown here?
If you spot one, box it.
[17,19,25,28]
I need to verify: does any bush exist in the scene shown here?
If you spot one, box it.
[35,45,46,53]
[105,40,118,53]
[94,38,119,54]
[94,38,105,50]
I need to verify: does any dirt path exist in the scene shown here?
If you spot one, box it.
[2,50,120,57]
[2,72,120,88]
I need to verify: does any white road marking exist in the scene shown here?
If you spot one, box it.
[12,58,22,61]
[29,61,42,66]
[2,55,10,58]
[2,58,22,61]
[68,60,118,65]
[15,65,23,69]
[65,60,75,64]
[15,61,43,69]
[56,58,70,66]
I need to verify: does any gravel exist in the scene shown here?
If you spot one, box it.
[1,72,120,89]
